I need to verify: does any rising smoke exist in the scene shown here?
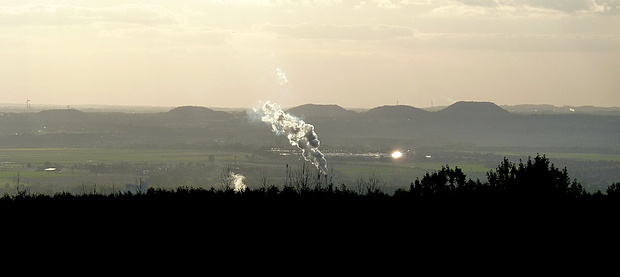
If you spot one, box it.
[254,101,328,174]
[230,171,247,192]
[276,67,288,86]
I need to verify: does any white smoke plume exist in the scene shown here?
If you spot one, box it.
[276,67,288,85]
[230,172,247,192]
[254,101,328,174]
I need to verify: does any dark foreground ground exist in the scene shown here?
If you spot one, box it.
[2,186,619,268]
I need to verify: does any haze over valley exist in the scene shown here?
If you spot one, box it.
[1,101,618,194]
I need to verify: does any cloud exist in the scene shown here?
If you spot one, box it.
[424,0,620,18]
[405,32,620,51]
[260,23,414,40]
[253,14,618,53]
[372,0,403,9]
[428,2,492,17]
[515,0,604,13]
[455,0,499,7]
[97,27,231,46]
[0,4,184,27]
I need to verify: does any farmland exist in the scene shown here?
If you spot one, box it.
[0,147,258,194]
[3,146,618,195]
[1,103,619,194]
[0,147,496,195]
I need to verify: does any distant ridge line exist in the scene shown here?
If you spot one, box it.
[3,101,619,116]
[285,101,512,119]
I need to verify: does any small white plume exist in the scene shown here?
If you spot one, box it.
[230,172,247,192]
[276,67,288,86]
[254,101,328,174]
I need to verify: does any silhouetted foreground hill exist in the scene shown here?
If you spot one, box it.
[3,155,619,264]
[4,184,618,265]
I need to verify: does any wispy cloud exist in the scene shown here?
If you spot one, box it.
[96,27,231,46]
[429,0,619,18]
[358,0,619,18]
[0,4,185,27]
[259,23,414,40]
[405,31,620,51]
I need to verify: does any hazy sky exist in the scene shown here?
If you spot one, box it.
[1,0,619,108]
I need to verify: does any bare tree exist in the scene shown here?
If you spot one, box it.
[260,171,271,189]
[357,172,383,195]
[287,162,335,192]
[289,163,312,192]
[219,164,234,191]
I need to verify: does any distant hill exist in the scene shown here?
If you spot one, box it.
[504,104,620,115]
[36,109,88,122]
[364,105,429,120]
[437,101,511,119]
[286,104,357,118]
[0,101,617,152]
[164,106,230,120]
[503,104,558,114]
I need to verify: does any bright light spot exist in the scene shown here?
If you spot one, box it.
[391,151,403,159]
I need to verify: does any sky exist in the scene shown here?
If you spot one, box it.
[1,0,619,108]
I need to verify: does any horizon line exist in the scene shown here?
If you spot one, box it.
[2,101,620,111]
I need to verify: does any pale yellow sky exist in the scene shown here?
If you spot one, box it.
[1,0,619,108]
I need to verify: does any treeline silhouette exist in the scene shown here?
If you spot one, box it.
[3,153,619,237]
[3,154,619,264]
[399,155,590,200]
[3,154,616,203]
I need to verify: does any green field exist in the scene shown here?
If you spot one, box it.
[0,148,250,193]
[0,147,484,193]
[0,148,244,164]
[2,147,617,194]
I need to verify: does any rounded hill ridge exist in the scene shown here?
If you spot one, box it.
[36,109,88,122]
[286,104,357,118]
[167,106,216,114]
[165,106,230,119]
[364,105,429,119]
[438,101,511,118]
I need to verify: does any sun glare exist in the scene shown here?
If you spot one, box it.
[391,151,403,159]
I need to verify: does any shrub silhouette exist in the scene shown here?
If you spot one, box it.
[0,154,613,210]
[607,182,620,198]
[487,154,585,199]
[393,154,588,201]
[407,165,467,197]
[3,154,618,266]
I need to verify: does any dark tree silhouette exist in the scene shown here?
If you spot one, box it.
[394,154,587,201]
[1,153,618,265]
[407,165,467,197]
[487,157,519,192]
[607,182,620,198]
[486,154,585,199]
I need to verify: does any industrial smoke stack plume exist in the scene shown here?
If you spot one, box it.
[255,101,328,174]
[230,172,247,192]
